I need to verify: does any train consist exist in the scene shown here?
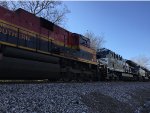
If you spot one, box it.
[0,6,149,81]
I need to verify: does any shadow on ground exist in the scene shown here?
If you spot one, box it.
[81,92,134,113]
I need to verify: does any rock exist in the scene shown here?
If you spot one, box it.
[0,82,149,113]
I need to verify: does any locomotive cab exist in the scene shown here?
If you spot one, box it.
[71,33,96,62]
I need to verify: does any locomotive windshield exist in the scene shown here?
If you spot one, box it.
[79,35,90,48]
[96,48,109,59]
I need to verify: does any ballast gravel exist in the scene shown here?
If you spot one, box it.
[0,82,150,113]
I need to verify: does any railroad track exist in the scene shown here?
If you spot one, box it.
[0,79,51,84]
[0,79,87,84]
[0,79,83,84]
[0,79,148,84]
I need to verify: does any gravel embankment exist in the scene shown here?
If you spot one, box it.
[0,82,150,113]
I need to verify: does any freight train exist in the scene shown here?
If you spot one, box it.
[0,6,149,81]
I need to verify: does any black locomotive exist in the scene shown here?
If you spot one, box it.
[97,48,150,81]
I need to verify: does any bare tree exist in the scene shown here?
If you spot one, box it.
[0,1,9,9]
[0,1,70,26]
[84,31,105,50]
[131,55,150,70]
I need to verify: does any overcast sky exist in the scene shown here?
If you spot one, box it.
[64,1,150,60]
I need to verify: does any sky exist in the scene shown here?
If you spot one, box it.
[64,1,150,60]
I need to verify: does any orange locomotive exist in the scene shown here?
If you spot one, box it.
[0,6,99,80]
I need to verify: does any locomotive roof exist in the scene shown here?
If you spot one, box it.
[98,48,122,56]
[98,48,110,52]
[126,60,139,67]
[73,33,90,41]
[15,8,36,16]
